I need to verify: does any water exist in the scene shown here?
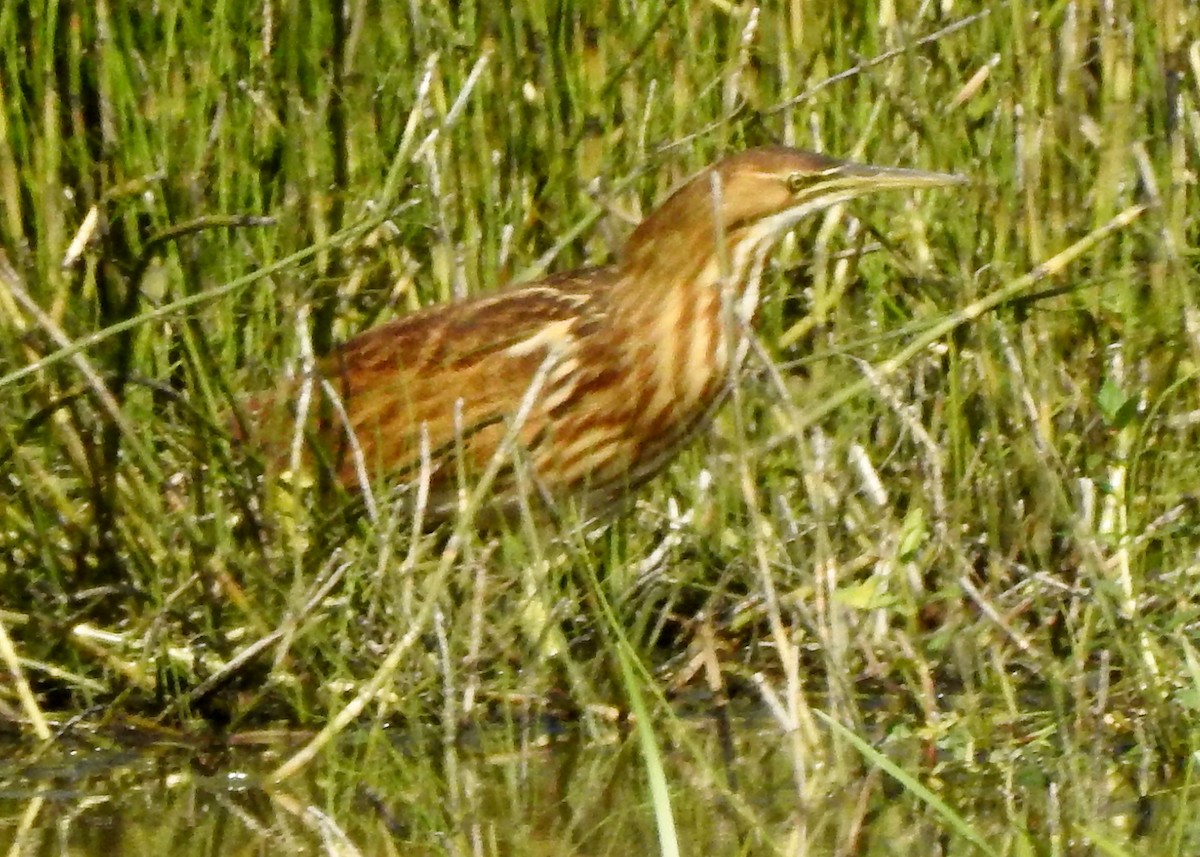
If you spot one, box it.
[1,721,760,855]
[0,714,1191,855]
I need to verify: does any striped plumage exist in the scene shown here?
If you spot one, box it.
[241,147,964,519]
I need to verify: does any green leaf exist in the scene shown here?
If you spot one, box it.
[1096,379,1138,429]
[833,577,897,611]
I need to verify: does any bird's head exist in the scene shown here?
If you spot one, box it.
[622,146,966,277]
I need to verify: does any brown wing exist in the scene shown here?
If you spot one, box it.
[239,268,613,500]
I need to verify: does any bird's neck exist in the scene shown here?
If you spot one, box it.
[604,239,768,461]
[617,220,772,357]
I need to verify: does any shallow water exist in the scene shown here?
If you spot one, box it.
[0,714,1191,856]
[0,724,751,855]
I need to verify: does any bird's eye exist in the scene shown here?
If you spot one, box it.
[785,171,809,194]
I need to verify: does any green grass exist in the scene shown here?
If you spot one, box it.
[1,0,1199,853]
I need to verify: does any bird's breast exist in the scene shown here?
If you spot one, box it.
[528,267,736,499]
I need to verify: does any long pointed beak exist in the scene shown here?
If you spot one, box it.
[837,160,969,191]
[763,158,968,238]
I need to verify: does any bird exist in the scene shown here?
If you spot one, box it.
[238,146,965,522]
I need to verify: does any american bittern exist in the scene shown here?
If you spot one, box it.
[241,147,964,520]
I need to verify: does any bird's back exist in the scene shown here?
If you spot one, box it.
[238,267,655,519]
